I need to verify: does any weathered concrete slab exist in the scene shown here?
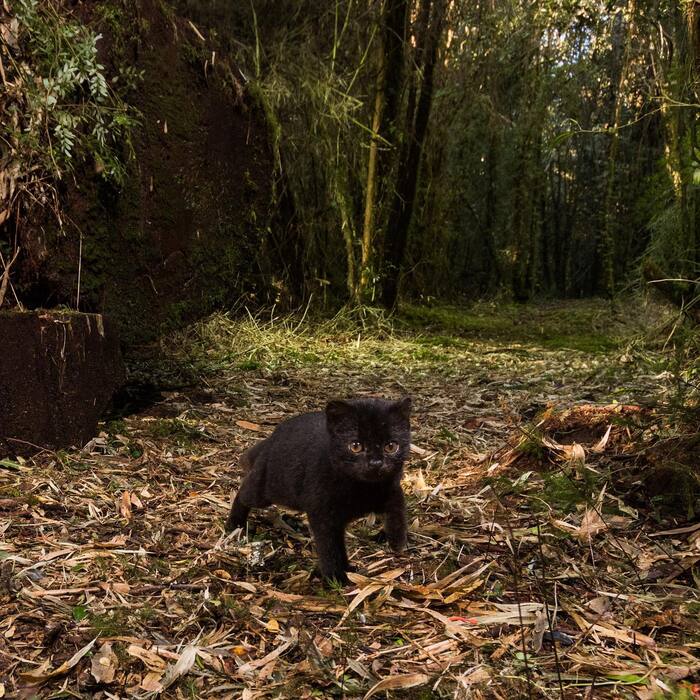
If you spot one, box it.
[0,311,124,456]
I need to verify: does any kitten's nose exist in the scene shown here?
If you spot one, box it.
[368,459,382,470]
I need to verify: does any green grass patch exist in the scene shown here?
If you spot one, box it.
[161,300,637,385]
[398,301,621,352]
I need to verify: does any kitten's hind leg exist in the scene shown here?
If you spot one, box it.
[308,514,349,585]
[225,458,269,532]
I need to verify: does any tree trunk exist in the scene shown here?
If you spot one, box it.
[359,70,385,300]
[600,0,636,298]
[381,0,446,309]
[358,0,409,303]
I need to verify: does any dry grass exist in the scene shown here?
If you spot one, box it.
[1,300,699,699]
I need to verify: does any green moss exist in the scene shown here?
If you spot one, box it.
[237,359,261,371]
[137,604,157,622]
[180,41,208,70]
[88,609,131,636]
[434,426,458,444]
[0,489,40,507]
[652,688,697,700]
[148,559,168,577]
[145,419,204,446]
[72,605,88,621]
[105,419,128,435]
[0,486,21,498]
[94,4,127,38]
[541,472,588,511]
[415,334,469,349]
[515,433,548,461]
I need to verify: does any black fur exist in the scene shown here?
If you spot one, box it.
[225,397,412,583]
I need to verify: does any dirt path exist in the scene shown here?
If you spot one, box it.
[1,302,698,698]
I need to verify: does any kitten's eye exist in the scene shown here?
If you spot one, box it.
[384,441,400,455]
[348,441,363,454]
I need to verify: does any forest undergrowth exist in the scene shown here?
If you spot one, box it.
[1,298,699,699]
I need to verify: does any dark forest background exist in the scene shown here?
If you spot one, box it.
[1,0,698,322]
[173,0,700,307]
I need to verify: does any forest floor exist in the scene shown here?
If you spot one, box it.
[1,298,699,699]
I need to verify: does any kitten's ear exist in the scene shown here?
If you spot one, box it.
[391,397,412,421]
[325,400,356,428]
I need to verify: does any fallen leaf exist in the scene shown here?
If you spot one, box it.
[91,642,118,684]
[567,442,586,462]
[119,491,132,521]
[531,609,547,652]
[364,673,431,699]
[127,644,167,672]
[314,635,334,657]
[232,580,256,592]
[20,638,96,682]
[591,425,612,452]
[590,622,656,649]
[237,639,295,676]
[577,509,607,541]
[140,671,164,692]
[650,522,700,537]
[266,618,280,633]
[458,666,490,684]
[346,583,383,617]
[258,656,278,680]
[160,645,198,690]
[236,420,261,431]
[587,596,611,615]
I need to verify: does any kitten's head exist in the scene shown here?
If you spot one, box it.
[325,397,411,483]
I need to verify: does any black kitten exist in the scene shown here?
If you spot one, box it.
[225,397,412,583]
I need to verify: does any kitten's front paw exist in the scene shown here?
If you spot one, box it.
[310,566,350,586]
[374,530,407,552]
[225,517,245,533]
[225,514,254,536]
[317,568,349,586]
[387,534,408,554]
